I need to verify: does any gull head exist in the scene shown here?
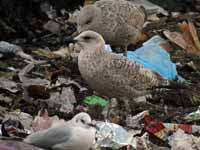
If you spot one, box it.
[72,112,93,128]
[74,30,105,51]
[77,5,101,33]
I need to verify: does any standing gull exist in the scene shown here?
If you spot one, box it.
[24,112,96,150]
[77,0,145,55]
[75,31,167,99]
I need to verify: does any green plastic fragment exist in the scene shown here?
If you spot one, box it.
[83,96,108,107]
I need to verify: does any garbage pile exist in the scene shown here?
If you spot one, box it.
[0,0,200,150]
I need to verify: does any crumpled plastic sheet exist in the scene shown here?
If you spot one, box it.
[0,77,18,93]
[83,96,108,107]
[144,114,200,142]
[0,41,22,54]
[4,111,33,131]
[0,119,29,138]
[105,35,184,81]
[169,129,200,150]
[32,109,65,132]
[136,132,170,150]
[184,106,200,122]
[129,44,177,80]
[126,110,149,129]
[47,87,76,113]
[0,41,33,61]
[95,121,136,149]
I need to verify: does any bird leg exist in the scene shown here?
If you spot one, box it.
[107,98,112,120]
[122,46,128,57]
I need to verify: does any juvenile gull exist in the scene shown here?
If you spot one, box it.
[24,112,96,150]
[77,0,145,55]
[75,31,167,99]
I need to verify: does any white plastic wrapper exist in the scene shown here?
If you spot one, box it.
[184,106,200,122]
[126,110,149,128]
[95,121,137,149]
[169,129,200,150]
[0,41,33,61]
[104,44,112,52]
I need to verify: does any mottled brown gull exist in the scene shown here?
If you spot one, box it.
[75,31,167,99]
[77,0,145,55]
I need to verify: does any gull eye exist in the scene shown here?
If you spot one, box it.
[81,119,85,124]
[83,36,91,40]
[85,19,92,25]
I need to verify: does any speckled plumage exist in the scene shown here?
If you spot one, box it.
[75,31,167,99]
[77,0,145,47]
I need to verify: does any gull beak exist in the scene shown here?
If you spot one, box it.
[88,120,97,128]
[63,37,78,44]
[88,123,96,128]
[74,34,84,42]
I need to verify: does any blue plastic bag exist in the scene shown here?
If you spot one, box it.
[128,44,176,80]
[104,36,184,81]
